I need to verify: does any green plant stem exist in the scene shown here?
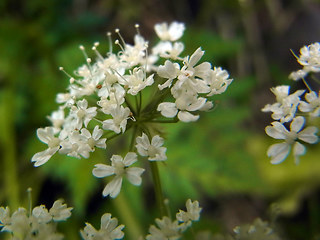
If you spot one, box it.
[112,192,143,240]
[150,161,166,216]
[1,90,19,209]
[147,118,179,124]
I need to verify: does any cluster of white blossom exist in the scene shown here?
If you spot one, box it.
[262,43,319,164]
[146,199,202,240]
[0,200,72,240]
[31,21,232,198]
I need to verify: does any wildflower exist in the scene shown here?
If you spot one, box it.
[102,106,131,134]
[70,99,97,130]
[262,85,305,123]
[154,22,185,42]
[299,91,320,117]
[92,152,145,198]
[289,42,320,81]
[146,216,181,240]
[135,133,167,161]
[80,126,107,151]
[206,67,233,96]
[31,127,64,167]
[176,199,202,223]
[0,200,72,239]
[80,213,124,240]
[265,116,318,164]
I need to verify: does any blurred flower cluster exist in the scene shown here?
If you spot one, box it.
[0,199,72,240]
[263,42,320,164]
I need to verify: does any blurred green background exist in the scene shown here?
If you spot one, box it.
[1,0,320,239]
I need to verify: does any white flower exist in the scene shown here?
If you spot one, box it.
[70,99,97,129]
[92,152,145,198]
[59,130,92,159]
[31,127,63,167]
[146,216,181,240]
[135,133,167,161]
[157,95,207,122]
[121,68,154,95]
[153,41,184,60]
[262,85,305,123]
[80,126,107,151]
[0,201,72,239]
[289,69,308,81]
[297,42,320,73]
[206,67,233,96]
[299,91,320,117]
[49,199,73,221]
[176,199,202,223]
[265,116,318,164]
[102,106,131,134]
[157,60,180,90]
[80,213,124,240]
[32,205,52,223]
[47,109,65,131]
[154,22,185,41]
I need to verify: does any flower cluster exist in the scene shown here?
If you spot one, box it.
[31,21,232,197]
[0,199,72,240]
[146,199,202,240]
[262,43,319,164]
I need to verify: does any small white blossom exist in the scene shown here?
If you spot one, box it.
[299,91,320,117]
[31,127,64,167]
[146,216,181,240]
[0,200,72,239]
[80,126,107,151]
[265,116,318,164]
[49,199,73,221]
[135,133,167,161]
[176,199,202,223]
[206,67,233,96]
[92,152,145,198]
[80,213,124,240]
[70,99,97,130]
[262,85,305,123]
[102,106,131,134]
[154,22,185,41]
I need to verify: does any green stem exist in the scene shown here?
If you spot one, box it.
[1,90,19,209]
[150,161,166,216]
[112,192,143,240]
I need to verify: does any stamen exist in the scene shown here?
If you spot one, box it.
[144,42,149,77]
[135,23,140,35]
[115,39,125,52]
[115,28,126,48]
[110,67,128,84]
[92,42,104,61]
[79,45,93,74]
[107,32,113,54]
[59,67,75,83]
[27,188,32,217]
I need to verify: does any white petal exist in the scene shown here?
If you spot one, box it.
[123,152,137,166]
[290,116,305,132]
[178,111,199,122]
[157,102,178,118]
[92,164,115,178]
[103,177,123,198]
[267,143,290,164]
[265,125,286,139]
[151,135,164,148]
[298,126,318,144]
[126,167,145,185]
